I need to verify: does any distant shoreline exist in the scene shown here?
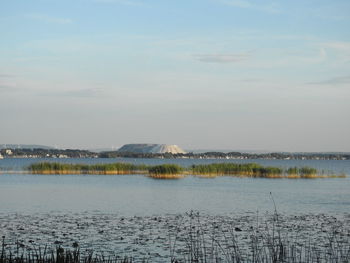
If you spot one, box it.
[0,148,349,160]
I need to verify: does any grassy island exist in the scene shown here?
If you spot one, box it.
[190,163,341,178]
[28,162,145,175]
[28,162,346,179]
[191,163,283,178]
[148,164,184,179]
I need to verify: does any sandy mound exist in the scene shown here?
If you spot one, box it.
[117,144,186,154]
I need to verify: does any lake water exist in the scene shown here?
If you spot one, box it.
[0,158,349,215]
[1,158,349,262]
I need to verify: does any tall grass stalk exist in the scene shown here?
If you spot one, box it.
[27,162,346,179]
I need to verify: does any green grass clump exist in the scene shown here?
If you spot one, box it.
[148,164,184,179]
[299,166,317,175]
[286,166,319,178]
[191,163,283,177]
[28,162,142,174]
[287,167,299,175]
[148,164,183,175]
[27,162,345,179]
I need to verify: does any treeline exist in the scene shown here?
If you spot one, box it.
[0,148,97,158]
[1,148,349,160]
[28,162,345,179]
[99,151,350,160]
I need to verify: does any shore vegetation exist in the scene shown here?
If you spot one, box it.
[148,164,184,179]
[1,211,349,263]
[28,162,143,175]
[27,162,346,179]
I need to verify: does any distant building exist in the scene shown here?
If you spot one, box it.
[117,144,186,154]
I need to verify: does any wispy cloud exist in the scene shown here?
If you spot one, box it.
[222,0,253,8]
[194,53,250,63]
[220,0,281,14]
[0,85,10,90]
[315,13,349,22]
[59,88,105,98]
[288,47,327,64]
[0,82,18,92]
[92,0,145,7]
[321,41,350,53]
[240,78,265,83]
[0,73,15,78]
[319,41,350,63]
[308,75,350,86]
[312,2,350,22]
[26,14,72,24]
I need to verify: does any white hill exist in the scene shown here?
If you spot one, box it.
[117,144,186,154]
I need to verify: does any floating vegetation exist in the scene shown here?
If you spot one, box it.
[1,211,349,263]
[27,162,346,179]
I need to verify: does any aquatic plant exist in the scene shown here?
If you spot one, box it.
[0,239,141,263]
[191,163,284,177]
[168,209,350,263]
[27,162,345,179]
[148,164,183,174]
[299,166,318,177]
[28,162,144,175]
[148,164,184,179]
[1,211,349,263]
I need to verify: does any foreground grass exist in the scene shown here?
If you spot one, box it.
[27,162,346,179]
[1,212,349,263]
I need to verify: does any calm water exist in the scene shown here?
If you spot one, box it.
[0,158,349,215]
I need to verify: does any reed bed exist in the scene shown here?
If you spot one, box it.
[148,164,184,179]
[190,163,335,178]
[167,211,350,263]
[0,242,139,263]
[27,162,346,179]
[28,162,147,175]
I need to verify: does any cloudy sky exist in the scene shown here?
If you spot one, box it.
[1,0,349,151]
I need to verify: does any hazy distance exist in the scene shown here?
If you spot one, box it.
[1,0,349,152]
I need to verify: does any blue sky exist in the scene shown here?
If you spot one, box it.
[1,0,349,151]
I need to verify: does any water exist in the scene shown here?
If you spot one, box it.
[1,157,350,174]
[0,158,349,215]
[1,158,349,261]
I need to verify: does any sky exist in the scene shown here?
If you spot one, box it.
[0,0,349,152]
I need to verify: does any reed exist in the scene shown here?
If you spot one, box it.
[1,211,349,263]
[0,241,140,263]
[27,162,346,179]
[28,162,145,175]
[148,164,184,179]
[191,163,284,177]
[168,211,350,263]
[191,163,343,179]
